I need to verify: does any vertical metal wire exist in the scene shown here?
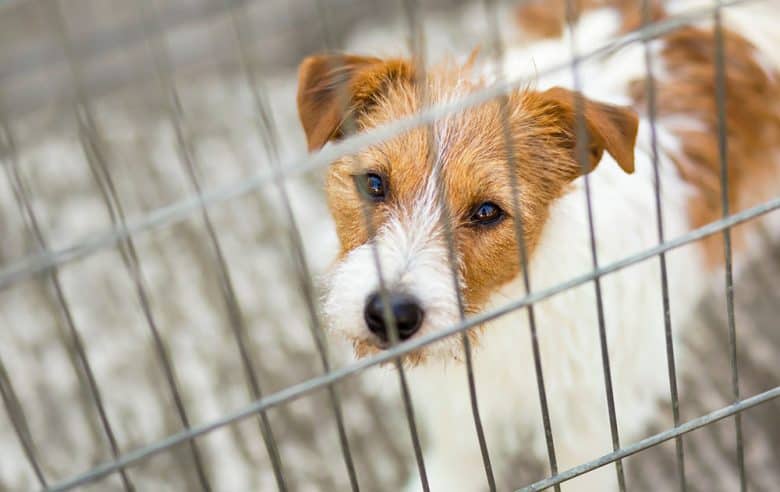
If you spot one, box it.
[136,1,288,490]
[227,2,360,490]
[0,351,48,488]
[0,119,134,492]
[1,1,772,490]
[481,1,560,488]
[43,2,212,489]
[563,1,626,489]
[398,0,496,489]
[640,1,687,490]
[307,0,430,487]
[352,163,431,492]
[712,2,746,490]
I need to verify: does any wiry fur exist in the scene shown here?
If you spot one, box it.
[297,2,780,490]
[323,182,464,363]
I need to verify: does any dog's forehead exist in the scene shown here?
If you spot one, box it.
[365,116,510,212]
[345,67,530,218]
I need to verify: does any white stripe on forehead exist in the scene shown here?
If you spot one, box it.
[432,80,469,172]
[369,77,473,275]
[412,79,469,230]
[390,171,442,261]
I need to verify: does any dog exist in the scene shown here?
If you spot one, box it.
[296,1,780,490]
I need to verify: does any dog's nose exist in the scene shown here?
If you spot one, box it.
[364,292,424,342]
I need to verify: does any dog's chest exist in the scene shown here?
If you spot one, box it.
[404,142,709,476]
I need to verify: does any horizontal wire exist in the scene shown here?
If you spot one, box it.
[514,385,780,492]
[40,195,780,492]
[0,0,756,290]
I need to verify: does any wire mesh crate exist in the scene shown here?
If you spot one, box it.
[0,0,778,491]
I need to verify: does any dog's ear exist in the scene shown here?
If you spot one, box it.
[538,87,638,175]
[297,54,415,152]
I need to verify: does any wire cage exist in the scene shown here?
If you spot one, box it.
[0,0,778,491]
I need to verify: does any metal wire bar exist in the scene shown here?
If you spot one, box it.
[0,2,774,491]
[564,1,625,488]
[136,1,288,490]
[308,0,432,486]
[0,353,48,488]
[1,119,134,492]
[80,125,213,492]
[0,0,756,292]
[384,344,430,492]
[712,2,746,489]
[308,0,430,485]
[481,1,560,487]
[640,1,687,489]
[515,385,780,492]
[43,2,212,489]
[229,2,360,489]
[398,0,496,487]
[39,191,780,492]
[352,158,431,492]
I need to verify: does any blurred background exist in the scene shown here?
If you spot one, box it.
[0,0,778,491]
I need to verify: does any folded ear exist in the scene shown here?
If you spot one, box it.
[539,87,639,174]
[297,54,415,152]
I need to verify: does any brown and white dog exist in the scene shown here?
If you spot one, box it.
[296,1,780,490]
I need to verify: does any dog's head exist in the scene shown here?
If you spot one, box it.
[297,53,637,364]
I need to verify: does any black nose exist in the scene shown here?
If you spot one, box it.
[364,292,424,342]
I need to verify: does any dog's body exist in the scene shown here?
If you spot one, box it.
[297,2,780,490]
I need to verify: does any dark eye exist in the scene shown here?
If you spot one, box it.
[470,202,504,226]
[357,173,386,200]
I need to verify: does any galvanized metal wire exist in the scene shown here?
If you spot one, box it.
[640,0,687,489]
[311,0,431,487]
[0,0,777,491]
[226,2,363,490]
[712,3,747,491]
[137,1,288,489]
[398,0,497,488]
[2,108,135,492]
[36,194,780,491]
[0,0,753,292]
[44,2,214,489]
[516,386,780,492]
[480,0,560,488]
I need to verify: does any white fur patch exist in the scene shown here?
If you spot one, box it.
[398,120,708,492]
[323,182,463,358]
[334,3,780,491]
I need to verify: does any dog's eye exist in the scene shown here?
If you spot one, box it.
[356,173,386,200]
[470,202,504,226]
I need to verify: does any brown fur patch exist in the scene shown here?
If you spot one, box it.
[629,26,780,266]
[514,0,666,40]
[320,68,635,310]
[297,54,415,151]
[298,56,637,361]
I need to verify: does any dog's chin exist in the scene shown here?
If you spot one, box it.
[347,335,430,367]
[344,330,471,368]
